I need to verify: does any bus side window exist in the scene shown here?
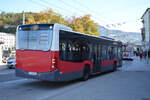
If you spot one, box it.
[108,46,110,59]
[111,47,114,58]
[59,42,67,60]
[72,42,81,62]
[105,46,108,60]
[101,46,103,60]
[81,43,89,60]
[112,47,117,58]
[98,45,102,60]
[108,46,113,59]
[93,44,98,60]
[66,42,72,61]
[118,47,122,59]
[101,46,106,60]
[114,47,118,58]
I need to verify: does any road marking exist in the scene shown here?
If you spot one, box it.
[0,79,28,85]
[0,72,14,75]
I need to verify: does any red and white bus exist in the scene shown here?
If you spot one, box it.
[122,44,134,61]
[16,23,122,81]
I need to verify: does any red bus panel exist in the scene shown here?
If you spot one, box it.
[16,50,52,72]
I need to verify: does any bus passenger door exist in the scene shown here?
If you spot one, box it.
[93,44,101,73]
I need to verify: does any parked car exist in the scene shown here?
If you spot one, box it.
[7,58,16,69]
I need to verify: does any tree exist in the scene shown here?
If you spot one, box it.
[25,13,35,24]
[69,17,84,33]
[0,21,3,26]
[25,9,68,26]
[68,15,99,36]
[0,9,100,36]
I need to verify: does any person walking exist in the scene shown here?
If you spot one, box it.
[148,50,150,63]
[148,50,150,58]
[143,51,147,59]
[139,51,143,61]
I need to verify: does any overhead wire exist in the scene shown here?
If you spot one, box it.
[72,0,115,22]
[57,0,110,24]
[28,0,117,25]
[29,0,47,9]
[28,0,69,16]
[28,0,141,30]
[72,0,143,29]
[32,0,109,25]
[38,0,73,16]
[59,0,87,15]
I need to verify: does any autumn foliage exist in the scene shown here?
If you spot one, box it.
[69,15,99,36]
[0,9,99,36]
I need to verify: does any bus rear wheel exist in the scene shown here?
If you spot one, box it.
[82,65,90,81]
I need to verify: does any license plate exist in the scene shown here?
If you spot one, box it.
[28,72,37,75]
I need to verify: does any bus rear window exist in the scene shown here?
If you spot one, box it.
[18,24,53,31]
[16,24,54,51]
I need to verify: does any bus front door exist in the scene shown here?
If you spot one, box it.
[93,44,101,73]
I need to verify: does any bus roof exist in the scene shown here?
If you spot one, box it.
[18,23,122,44]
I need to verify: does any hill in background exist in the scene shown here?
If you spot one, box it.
[98,25,142,45]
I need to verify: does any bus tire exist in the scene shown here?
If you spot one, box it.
[113,62,117,71]
[82,65,90,81]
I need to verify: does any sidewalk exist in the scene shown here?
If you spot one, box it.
[119,56,150,71]
[0,64,7,71]
[0,63,6,68]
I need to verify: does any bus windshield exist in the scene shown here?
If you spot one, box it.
[16,24,53,51]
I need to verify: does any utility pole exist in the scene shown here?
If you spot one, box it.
[22,11,25,25]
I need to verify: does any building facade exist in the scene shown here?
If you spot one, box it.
[0,32,15,51]
[141,8,150,51]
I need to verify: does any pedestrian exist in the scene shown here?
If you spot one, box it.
[133,51,136,56]
[148,50,150,63]
[148,50,150,58]
[143,51,147,59]
[139,51,143,61]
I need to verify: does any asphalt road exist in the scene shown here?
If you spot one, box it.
[0,57,150,100]
[0,65,21,82]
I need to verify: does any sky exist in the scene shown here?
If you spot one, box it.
[0,0,150,32]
